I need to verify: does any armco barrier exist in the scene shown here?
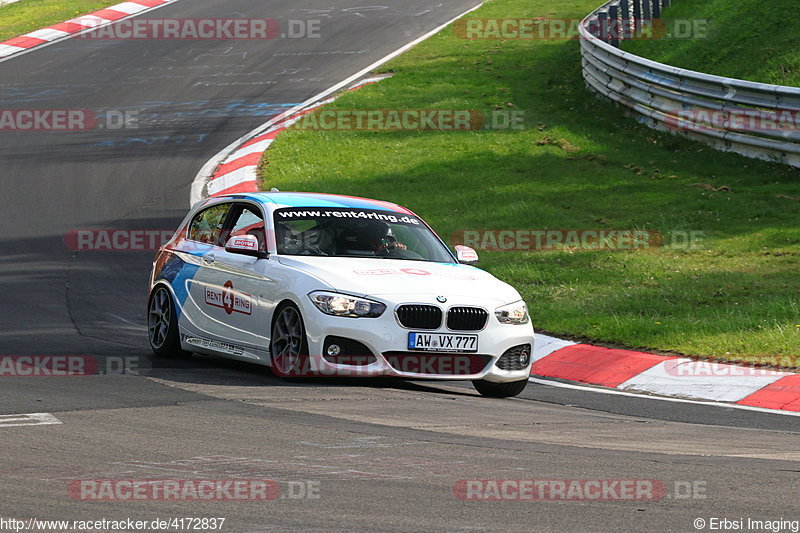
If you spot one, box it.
[579,0,800,168]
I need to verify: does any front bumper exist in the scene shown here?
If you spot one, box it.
[298,295,534,383]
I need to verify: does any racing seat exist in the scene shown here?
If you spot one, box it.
[335,226,371,255]
[274,222,296,253]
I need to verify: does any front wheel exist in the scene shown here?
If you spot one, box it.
[270,303,309,377]
[148,286,189,358]
[472,378,528,398]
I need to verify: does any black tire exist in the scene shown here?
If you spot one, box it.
[270,303,309,377]
[472,378,528,398]
[147,286,189,358]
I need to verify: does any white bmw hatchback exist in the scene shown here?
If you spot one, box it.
[148,191,534,397]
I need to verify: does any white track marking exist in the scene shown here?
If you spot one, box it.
[25,28,71,41]
[0,413,62,428]
[0,44,22,57]
[64,14,112,27]
[190,2,485,205]
[532,333,577,361]
[528,377,800,417]
[228,139,275,159]
[206,166,259,196]
[617,359,789,403]
[104,2,151,15]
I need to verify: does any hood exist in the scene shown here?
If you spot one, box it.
[277,256,522,305]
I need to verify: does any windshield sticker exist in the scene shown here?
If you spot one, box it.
[275,207,421,226]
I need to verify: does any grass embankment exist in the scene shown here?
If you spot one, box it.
[0,0,119,41]
[259,0,800,362]
[622,0,800,86]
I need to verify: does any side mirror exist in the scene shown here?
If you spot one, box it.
[225,235,267,259]
[454,244,479,265]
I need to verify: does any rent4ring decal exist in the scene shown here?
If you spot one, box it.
[204,281,252,315]
[275,207,420,226]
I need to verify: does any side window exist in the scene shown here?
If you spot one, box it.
[188,204,231,246]
[227,205,267,252]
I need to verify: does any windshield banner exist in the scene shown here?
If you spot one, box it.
[275,207,421,226]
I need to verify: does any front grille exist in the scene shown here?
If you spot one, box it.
[496,344,532,371]
[446,307,489,331]
[396,304,442,329]
[382,351,492,375]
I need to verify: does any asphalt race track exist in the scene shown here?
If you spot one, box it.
[0,1,798,531]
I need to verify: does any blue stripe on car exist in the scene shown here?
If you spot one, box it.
[157,254,200,317]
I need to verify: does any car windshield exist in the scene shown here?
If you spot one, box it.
[273,207,455,262]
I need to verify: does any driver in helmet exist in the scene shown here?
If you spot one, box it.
[361,222,407,255]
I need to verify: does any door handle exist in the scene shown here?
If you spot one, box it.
[203,253,216,264]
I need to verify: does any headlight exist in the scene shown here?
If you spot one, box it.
[495,300,529,324]
[309,291,386,318]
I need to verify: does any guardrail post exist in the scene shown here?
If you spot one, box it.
[584,13,598,39]
[597,11,608,43]
[652,0,661,19]
[620,0,631,40]
[632,0,642,34]
[608,4,620,47]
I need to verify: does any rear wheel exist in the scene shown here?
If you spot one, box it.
[472,378,528,398]
[148,286,189,357]
[270,303,309,377]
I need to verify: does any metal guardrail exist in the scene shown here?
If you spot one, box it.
[579,0,800,168]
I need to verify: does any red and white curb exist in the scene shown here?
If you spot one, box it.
[0,0,178,61]
[531,335,800,413]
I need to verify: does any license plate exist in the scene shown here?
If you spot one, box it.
[407,332,478,353]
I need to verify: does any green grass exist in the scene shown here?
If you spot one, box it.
[259,0,800,362]
[622,0,800,86]
[0,0,120,41]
